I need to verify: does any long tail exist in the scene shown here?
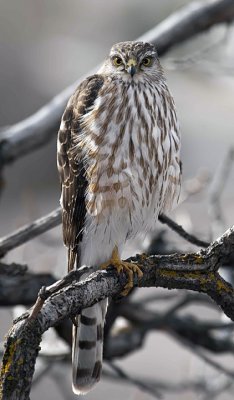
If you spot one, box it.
[72,299,108,395]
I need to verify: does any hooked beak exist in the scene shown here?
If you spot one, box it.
[126,58,137,77]
[127,65,136,77]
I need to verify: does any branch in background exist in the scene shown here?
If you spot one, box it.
[186,340,234,379]
[104,359,234,398]
[0,262,27,276]
[208,147,234,239]
[0,208,210,259]
[106,361,162,399]
[164,25,230,71]
[107,302,234,360]
[0,264,55,306]
[140,0,234,52]
[103,367,209,395]
[0,0,234,167]
[1,225,234,398]
[158,213,209,248]
[0,208,61,257]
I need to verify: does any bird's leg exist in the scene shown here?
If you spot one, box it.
[100,246,143,296]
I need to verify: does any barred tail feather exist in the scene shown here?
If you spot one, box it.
[72,299,108,395]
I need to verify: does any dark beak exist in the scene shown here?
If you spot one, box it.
[127,65,136,77]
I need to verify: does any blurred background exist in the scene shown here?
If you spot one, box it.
[0,0,234,399]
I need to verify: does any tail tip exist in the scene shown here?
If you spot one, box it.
[72,361,102,395]
[72,377,101,395]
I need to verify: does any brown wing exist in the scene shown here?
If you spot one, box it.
[57,75,104,271]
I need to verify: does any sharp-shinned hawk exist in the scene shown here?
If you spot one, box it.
[57,41,181,395]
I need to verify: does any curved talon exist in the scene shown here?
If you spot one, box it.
[100,246,143,296]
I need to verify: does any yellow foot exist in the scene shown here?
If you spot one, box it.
[100,246,143,296]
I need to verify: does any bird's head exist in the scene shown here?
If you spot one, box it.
[100,41,163,81]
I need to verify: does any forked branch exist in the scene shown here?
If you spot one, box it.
[0,226,234,399]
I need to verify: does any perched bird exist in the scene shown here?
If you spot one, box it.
[57,41,181,395]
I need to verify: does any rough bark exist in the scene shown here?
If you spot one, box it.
[0,226,234,399]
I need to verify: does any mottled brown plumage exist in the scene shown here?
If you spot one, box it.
[57,75,104,270]
[57,41,181,395]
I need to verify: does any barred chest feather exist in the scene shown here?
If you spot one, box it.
[76,75,180,260]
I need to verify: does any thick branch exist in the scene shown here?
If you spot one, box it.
[1,226,234,399]
[0,0,234,166]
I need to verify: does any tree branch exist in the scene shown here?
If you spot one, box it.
[158,213,209,248]
[103,368,209,395]
[0,0,233,167]
[106,361,162,399]
[1,226,234,399]
[110,302,234,360]
[0,263,55,306]
[0,208,61,258]
[0,207,209,258]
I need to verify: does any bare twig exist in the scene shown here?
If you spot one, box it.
[0,0,234,167]
[103,368,208,394]
[202,378,234,400]
[0,208,61,257]
[195,348,234,379]
[107,362,162,399]
[178,336,234,379]
[158,213,210,248]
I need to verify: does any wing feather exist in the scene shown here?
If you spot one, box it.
[57,75,104,271]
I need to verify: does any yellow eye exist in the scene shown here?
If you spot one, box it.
[113,57,123,67]
[142,57,152,67]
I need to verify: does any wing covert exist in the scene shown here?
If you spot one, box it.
[57,75,104,271]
